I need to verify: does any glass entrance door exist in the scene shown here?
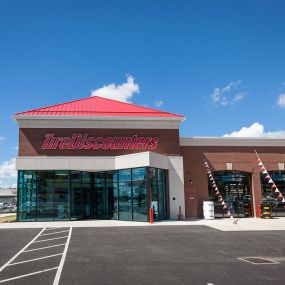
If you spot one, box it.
[118,169,132,221]
[92,168,166,222]
[93,172,107,219]
[93,172,117,219]
[132,168,148,222]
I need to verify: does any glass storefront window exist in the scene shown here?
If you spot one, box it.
[149,168,158,219]
[37,171,55,221]
[159,169,167,220]
[112,179,119,220]
[54,170,69,182]
[82,184,91,219]
[106,171,117,220]
[82,172,91,184]
[93,171,118,219]
[38,171,54,183]
[260,171,285,217]
[54,182,69,220]
[71,171,81,183]
[149,168,168,221]
[17,168,168,222]
[208,171,252,218]
[94,172,105,184]
[18,171,37,221]
[71,183,82,220]
[158,180,167,220]
[94,172,105,218]
[37,182,54,221]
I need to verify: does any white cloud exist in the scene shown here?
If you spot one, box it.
[0,158,17,188]
[0,158,17,179]
[0,136,4,142]
[221,81,241,93]
[232,92,245,103]
[276,94,285,108]
[210,80,246,106]
[90,75,139,103]
[223,122,285,138]
[155,100,164,108]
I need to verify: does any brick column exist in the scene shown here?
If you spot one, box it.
[252,168,262,217]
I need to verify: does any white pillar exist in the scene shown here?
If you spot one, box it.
[168,156,185,220]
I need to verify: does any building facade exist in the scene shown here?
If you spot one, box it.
[13,96,285,221]
[0,188,17,205]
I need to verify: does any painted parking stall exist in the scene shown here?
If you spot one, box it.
[0,227,72,284]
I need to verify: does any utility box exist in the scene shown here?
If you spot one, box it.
[203,201,215,220]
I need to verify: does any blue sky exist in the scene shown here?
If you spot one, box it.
[1,0,285,187]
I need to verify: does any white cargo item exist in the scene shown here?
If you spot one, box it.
[203,201,215,220]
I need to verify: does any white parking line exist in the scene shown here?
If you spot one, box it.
[9,253,63,266]
[44,227,63,231]
[0,228,45,273]
[238,257,279,265]
[40,230,70,236]
[0,227,72,284]
[33,236,69,243]
[53,227,72,285]
[23,243,66,253]
[0,267,58,283]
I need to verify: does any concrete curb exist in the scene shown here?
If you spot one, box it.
[1,217,285,231]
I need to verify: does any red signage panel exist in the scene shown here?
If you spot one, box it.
[42,134,159,150]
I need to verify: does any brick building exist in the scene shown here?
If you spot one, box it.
[13,96,285,221]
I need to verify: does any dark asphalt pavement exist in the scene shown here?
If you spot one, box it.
[0,229,40,266]
[0,226,285,284]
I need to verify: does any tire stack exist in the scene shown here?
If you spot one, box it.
[261,203,272,219]
[243,203,252,217]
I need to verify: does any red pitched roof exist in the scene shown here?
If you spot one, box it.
[15,96,184,118]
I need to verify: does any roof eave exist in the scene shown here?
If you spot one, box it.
[180,137,285,147]
[13,115,185,122]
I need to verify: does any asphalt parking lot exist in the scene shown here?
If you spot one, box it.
[0,226,285,284]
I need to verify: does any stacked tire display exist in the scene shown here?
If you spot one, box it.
[261,203,272,219]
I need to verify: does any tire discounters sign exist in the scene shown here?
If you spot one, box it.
[42,134,159,150]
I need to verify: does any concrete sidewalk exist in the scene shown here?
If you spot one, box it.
[1,217,285,231]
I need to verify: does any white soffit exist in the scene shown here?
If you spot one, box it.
[13,115,184,129]
[180,137,285,147]
[16,152,171,171]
